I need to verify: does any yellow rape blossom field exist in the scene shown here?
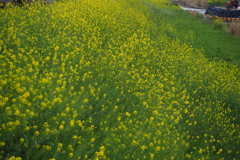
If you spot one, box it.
[0,0,240,159]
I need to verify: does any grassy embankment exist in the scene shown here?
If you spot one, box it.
[145,0,240,65]
[174,0,240,38]
[0,0,240,159]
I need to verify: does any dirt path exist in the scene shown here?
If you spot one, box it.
[179,5,206,14]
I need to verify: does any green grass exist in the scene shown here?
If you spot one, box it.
[143,0,240,66]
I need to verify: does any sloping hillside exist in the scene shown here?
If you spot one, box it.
[0,0,239,159]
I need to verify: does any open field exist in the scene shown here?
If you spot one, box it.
[0,0,240,159]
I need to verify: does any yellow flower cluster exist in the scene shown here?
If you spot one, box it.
[0,0,239,159]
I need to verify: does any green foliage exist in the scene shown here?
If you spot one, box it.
[212,18,228,31]
[208,0,227,6]
[145,0,240,65]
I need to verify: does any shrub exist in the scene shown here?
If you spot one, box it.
[207,0,227,6]
[211,18,228,31]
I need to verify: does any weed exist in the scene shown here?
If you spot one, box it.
[229,21,240,36]
[211,18,228,30]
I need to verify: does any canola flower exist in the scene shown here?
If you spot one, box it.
[0,0,240,159]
